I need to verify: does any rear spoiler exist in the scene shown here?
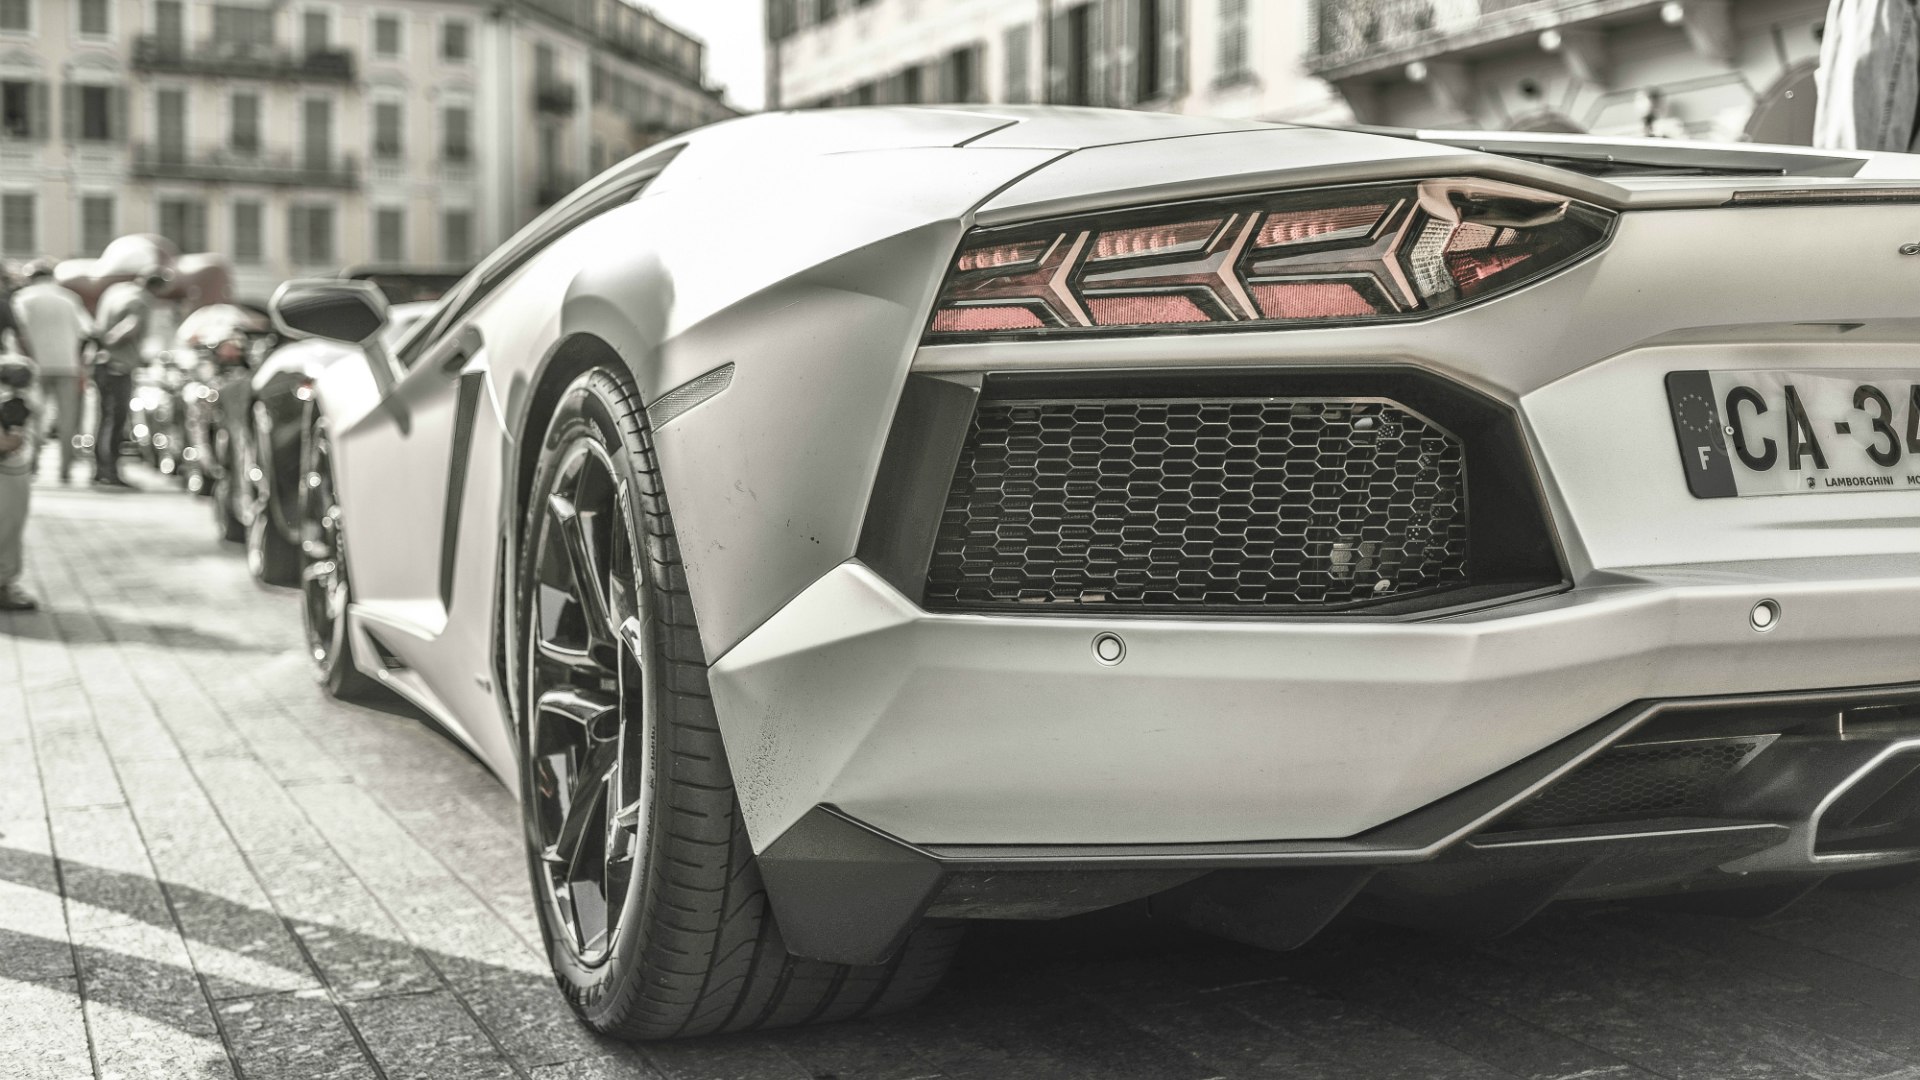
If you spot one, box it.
[1297,122,1874,180]
[1404,129,1869,179]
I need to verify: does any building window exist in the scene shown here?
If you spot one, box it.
[372,100,402,160]
[442,208,472,265]
[211,4,273,48]
[152,0,183,49]
[1216,0,1248,85]
[1050,3,1093,106]
[77,0,108,36]
[374,206,404,263]
[232,199,262,264]
[155,87,187,162]
[942,44,979,104]
[1004,23,1031,104]
[1,193,34,257]
[302,97,332,171]
[72,84,115,142]
[157,197,207,253]
[230,91,260,155]
[441,103,471,164]
[80,195,114,254]
[301,9,328,55]
[440,19,471,63]
[0,0,29,33]
[0,80,43,140]
[373,13,402,57]
[289,203,335,266]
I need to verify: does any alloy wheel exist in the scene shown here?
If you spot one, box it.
[300,427,351,669]
[524,437,653,966]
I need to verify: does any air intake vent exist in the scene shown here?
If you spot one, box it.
[924,396,1469,614]
[1502,737,1773,831]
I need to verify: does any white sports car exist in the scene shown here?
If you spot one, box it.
[271,106,1920,1039]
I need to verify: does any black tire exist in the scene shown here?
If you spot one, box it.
[245,427,302,587]
[1828,863,1920,891]
[248,507,302,587]
[299,417,383,702]
[516,366,961,1040]
[211,427,246,543]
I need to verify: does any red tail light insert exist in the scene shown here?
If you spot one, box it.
[926,178,1613,341]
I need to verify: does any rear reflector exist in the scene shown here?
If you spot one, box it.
[1087,294,1212,325]
[929,305,1046,333]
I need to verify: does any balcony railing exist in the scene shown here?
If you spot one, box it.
[534,80,578,115]
[130,144,360,189]
[131,36,356,82]
[1309,0,1663,72]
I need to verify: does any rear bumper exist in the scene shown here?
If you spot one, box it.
[709,556,1920,850]
[706,556,1920,963]
[751,683,1920,964]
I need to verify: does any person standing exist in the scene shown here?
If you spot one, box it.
[1814,0,1920,152]
[11,262,93,483]
[92,269,168,488]
[0,354,41,611]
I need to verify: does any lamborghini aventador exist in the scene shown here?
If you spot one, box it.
[269,106,1920,1039]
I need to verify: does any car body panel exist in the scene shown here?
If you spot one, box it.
[294,106,1920,883]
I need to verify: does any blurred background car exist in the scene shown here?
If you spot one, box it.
[236,296,438,585]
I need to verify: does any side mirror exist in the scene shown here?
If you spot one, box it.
[269,278,399,397]
[270,278,389,345]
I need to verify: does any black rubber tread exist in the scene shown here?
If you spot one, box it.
[522,366,963,1040]
[248,507,302,587]
[212,428,246,543]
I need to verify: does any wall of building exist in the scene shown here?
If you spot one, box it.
[768,0,1342,119]
[1310,0,1826,143]
[0,0,733,300]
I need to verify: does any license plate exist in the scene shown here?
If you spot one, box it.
[1666,369,1920,498]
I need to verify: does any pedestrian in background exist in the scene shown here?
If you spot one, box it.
[1814,0,1920,151]
[0,271,20,354]
[92,268,168,488]
[11,261,93,484]
[0,352,41,611]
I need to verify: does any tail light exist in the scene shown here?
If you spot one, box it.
[925,178,1614,341]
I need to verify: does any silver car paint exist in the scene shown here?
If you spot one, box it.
[307,107,1920,857]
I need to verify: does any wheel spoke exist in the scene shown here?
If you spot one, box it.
[534,637,605,683]
[536,686,618,739]
[543,736,618,873]
[546,493,617,661]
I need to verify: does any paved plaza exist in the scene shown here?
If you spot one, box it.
[10,466,1920,1080]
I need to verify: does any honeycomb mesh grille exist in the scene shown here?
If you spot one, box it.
[1504,740,1768,831]
[924,397,1470,613]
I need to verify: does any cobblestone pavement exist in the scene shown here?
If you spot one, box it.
[14,464,1920,1080]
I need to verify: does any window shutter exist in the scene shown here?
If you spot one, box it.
[109,85,127,141]
[1158,0,1186,99]
[1046,7,1070,104]
[60,82,76,142]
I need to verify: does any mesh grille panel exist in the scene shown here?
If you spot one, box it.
[924,397,1470,613]
[1505,740,1767,831]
